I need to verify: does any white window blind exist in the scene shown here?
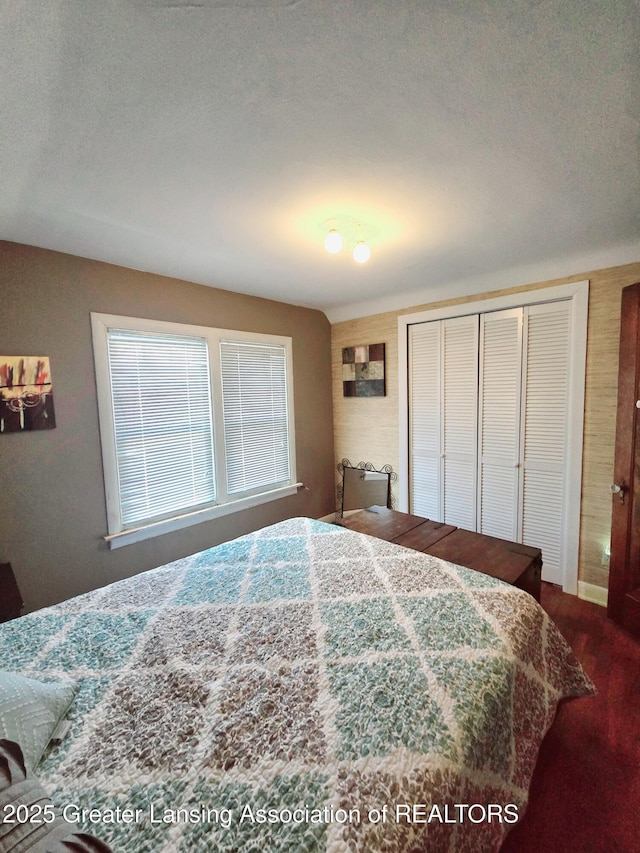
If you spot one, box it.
[220,340,290,495]
[107,330,215,527]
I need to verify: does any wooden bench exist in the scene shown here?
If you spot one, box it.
[336,506,542,601]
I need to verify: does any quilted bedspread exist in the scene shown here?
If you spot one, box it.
[0,517,594,852]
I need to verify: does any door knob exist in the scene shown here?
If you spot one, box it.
[611,480,627,504]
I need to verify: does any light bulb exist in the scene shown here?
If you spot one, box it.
[324,229,343,254]
[353,241,371,264]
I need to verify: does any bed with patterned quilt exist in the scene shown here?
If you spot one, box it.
[0,517,594,852]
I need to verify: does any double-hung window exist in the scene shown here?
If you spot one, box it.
[91,313,298,548]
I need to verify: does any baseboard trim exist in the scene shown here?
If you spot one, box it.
[578,581,608,608]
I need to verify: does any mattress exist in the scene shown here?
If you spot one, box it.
[0,517,595,852]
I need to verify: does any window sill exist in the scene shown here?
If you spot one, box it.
[104,483,304,549]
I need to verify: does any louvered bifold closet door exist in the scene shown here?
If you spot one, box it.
[409,322,442,519]
[477,308,523,539]
[442,316,479,530]
[519,301,571,584]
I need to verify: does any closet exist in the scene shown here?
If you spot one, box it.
[407,298,573,586]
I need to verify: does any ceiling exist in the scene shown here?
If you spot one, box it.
[1,0,639,322]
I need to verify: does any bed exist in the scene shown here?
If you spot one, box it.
[0,517,594,852]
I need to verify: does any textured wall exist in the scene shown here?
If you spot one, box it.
[332,261,640,591]
[0,242,335,610]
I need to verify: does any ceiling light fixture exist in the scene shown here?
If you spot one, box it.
[324,221,372,263]
[353,241,371,264]
[324,229,343,254]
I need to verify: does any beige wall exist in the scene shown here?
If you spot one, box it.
[0,242,335,611]
[332,260,640,591]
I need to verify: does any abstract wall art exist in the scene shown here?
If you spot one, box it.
[0,356,56,433]
[342,342,385,397]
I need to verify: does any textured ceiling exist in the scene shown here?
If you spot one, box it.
[1,0,639,321]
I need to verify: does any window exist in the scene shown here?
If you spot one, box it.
[91,313,298,548]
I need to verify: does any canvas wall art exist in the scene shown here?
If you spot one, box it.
[342,342,385,397]
[0,356,56,433]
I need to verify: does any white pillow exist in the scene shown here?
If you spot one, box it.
[0,670,77,771]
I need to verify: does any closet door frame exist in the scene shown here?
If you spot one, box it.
[398,280,589,595]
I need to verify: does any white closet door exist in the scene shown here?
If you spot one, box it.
[477,308,522,540]
[519,301,571,584]
[442,316,479,530]
[408,322,441,519]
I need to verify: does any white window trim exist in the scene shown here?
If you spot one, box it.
[91,313,299,549]
[397,279,589,595]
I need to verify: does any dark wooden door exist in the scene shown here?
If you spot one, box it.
[608,281,640,638]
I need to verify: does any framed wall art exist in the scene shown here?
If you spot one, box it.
[0,356,56,433]
[342,342,385,397]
